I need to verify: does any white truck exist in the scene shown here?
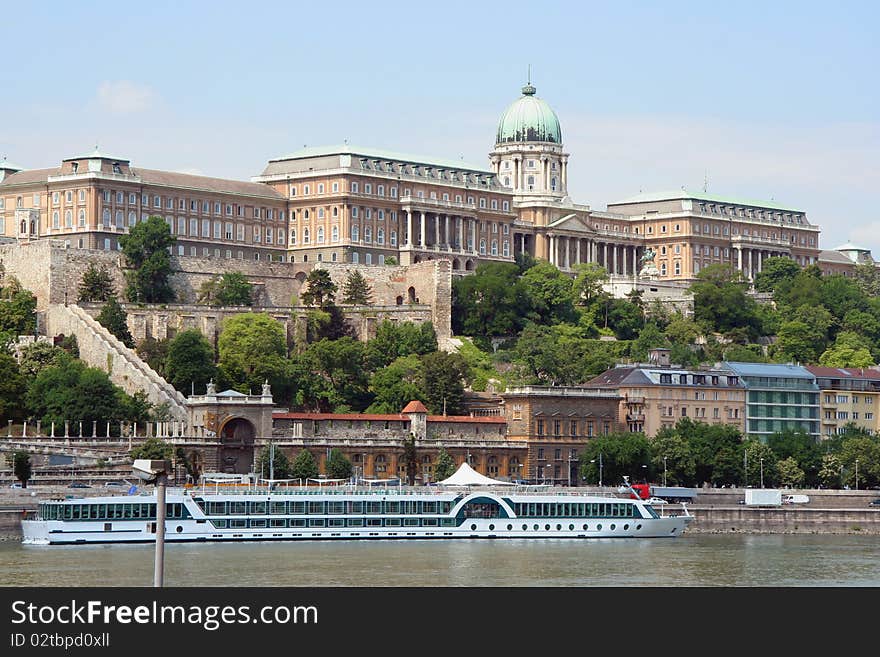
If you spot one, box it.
[744,489,782,506]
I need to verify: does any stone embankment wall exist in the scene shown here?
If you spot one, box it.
[45,304,188,419]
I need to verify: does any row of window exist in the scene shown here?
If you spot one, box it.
[824,395,877,405]
[211,517,460,529]
[698,202,805,225]
[826,411,875,420]
[292,181,510,212]
[512,502,636,518]
[534,419,611,437]
[100,190,284,220]
[197,499,456,515]
[41,503,188,521]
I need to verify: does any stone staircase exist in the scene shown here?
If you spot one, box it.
[45,304,188,420]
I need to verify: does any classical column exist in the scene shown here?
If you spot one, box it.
[622,246,628,276]
[561,159,568,190]
[471,218,476,252]
[520,234,526,255]
[458,216,464,251]
[737,247,743,272]
[435,213,440,248]
[612,245,618,275]
[444,214,450,247]
[420,211,426,247]
[406,209,413,247]
[576,239,581,265]
[757,251,763,274]
[564,237,570,269]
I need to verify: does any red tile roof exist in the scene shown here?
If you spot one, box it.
[271,411,506,424]
[804,366,880,380]
[401,400,429,414]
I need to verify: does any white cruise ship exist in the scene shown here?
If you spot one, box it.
[21,467,693,545]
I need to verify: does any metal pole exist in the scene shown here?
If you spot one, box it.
[855,460,859,490]
[663,456,667,488]
[154,472,167,588]
[599,453,603,488]
[760,458,764,489]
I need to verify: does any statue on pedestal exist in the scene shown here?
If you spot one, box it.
[638,247,660,280]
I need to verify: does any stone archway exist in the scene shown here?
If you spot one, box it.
[219,417,256,474]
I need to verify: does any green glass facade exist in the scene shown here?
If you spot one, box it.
[742,378,819,439]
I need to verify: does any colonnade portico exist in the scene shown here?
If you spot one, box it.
[545,234,643,276]
[733,245,793,280]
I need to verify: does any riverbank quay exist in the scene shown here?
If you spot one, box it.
[0,485,877,539]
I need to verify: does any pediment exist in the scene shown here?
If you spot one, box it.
[547,213,595,234]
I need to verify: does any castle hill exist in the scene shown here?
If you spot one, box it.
[1,81,879,532]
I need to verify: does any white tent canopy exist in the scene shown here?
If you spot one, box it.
[438,462,515,487]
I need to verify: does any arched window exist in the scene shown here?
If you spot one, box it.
[304,209,310,220]
[502,241,510,257]
[377,228,384,245]
[364,226,372,243]
[128,212,136,227]
[303,227,310,244]
[551,177,557,191]
[491,240,498,255]
[78,209,86,226]
[52,211,60,228]
[64,210,72,227]
[351,225,359,242]
[290,229,297,245]
[479,239,486,255]
[115,210,124,228]
[317,226,325,243]
[331,226,339,242]
[390,230,397,246]
[102,209,111,226]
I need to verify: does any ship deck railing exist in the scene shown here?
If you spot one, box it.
[181,484,632,498]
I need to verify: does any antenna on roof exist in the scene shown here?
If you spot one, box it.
[527,64,531,85]
[703,170,708,193]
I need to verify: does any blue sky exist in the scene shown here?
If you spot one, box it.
[1,1,877,253]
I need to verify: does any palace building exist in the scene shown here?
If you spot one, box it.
[0,80,843,284]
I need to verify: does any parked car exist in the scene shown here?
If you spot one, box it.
[645,497,668,505]
[104,481,131,489]
[869,498,880,506]
[68,482,91,489]
[9,482,22,489]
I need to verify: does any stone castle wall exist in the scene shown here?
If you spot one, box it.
[0,240,452,343]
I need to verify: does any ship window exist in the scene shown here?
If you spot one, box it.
[230,519,247,529]
[308,519,326,527]
[230,502,246,515]
[270,519,287,528]
[309,502,325,514]
[290,502,306,514]
[249,501,266,514]
[270,502,287,514]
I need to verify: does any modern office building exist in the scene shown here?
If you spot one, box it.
[722,362,820,440]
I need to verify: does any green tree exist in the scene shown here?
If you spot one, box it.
[78,264,116,302]
[130,437,173,461]
[452,262,533,337]
[421,351,470,415]
[119,215,176,303]
[0,353,28,421]
[689,264,760,339]
[753,256,800,293]
[519,261,576,325]
[818,453,843,488]
[326,448,353,480]
[301,268,337,308]
[571,263,609,308]
[7,450,32,488]
[403,435,418,485]
[367,354,425,414]
[18,342,71,378]
[629,322,669,363]
[165,329,218,395]
[217,313,288,397]
[28,358,140,432]
[300,338,372,412]
[775,320,824,364]
[777,456,805,488]
[434,447,456,481]
[767,428,823,486]
[136,337,170,376]
[341,270,373,305]
[96,296,135,348]
[365,320,437,369]
[605,298,644,340]
[579,432,653,486]
[291,449,319,481]
[0,282,37,342]
[818,331,875,368]
[743,441,779,488]
[257,445,293,480]
[198,272,254,306]
[649,427,697,486]
[853,261,880,297]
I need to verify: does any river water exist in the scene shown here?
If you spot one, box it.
[1,534,878,586]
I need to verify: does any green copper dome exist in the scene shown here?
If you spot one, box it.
[496,83,562,145]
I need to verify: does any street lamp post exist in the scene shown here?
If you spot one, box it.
[590,453,603,488]
[760,458,764,489]
[132,459,171,588]
[855,459,859,491]
[744,450,748,488]
[663,456,668,488]
[641,464,648,483]
[544,463,552,486]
